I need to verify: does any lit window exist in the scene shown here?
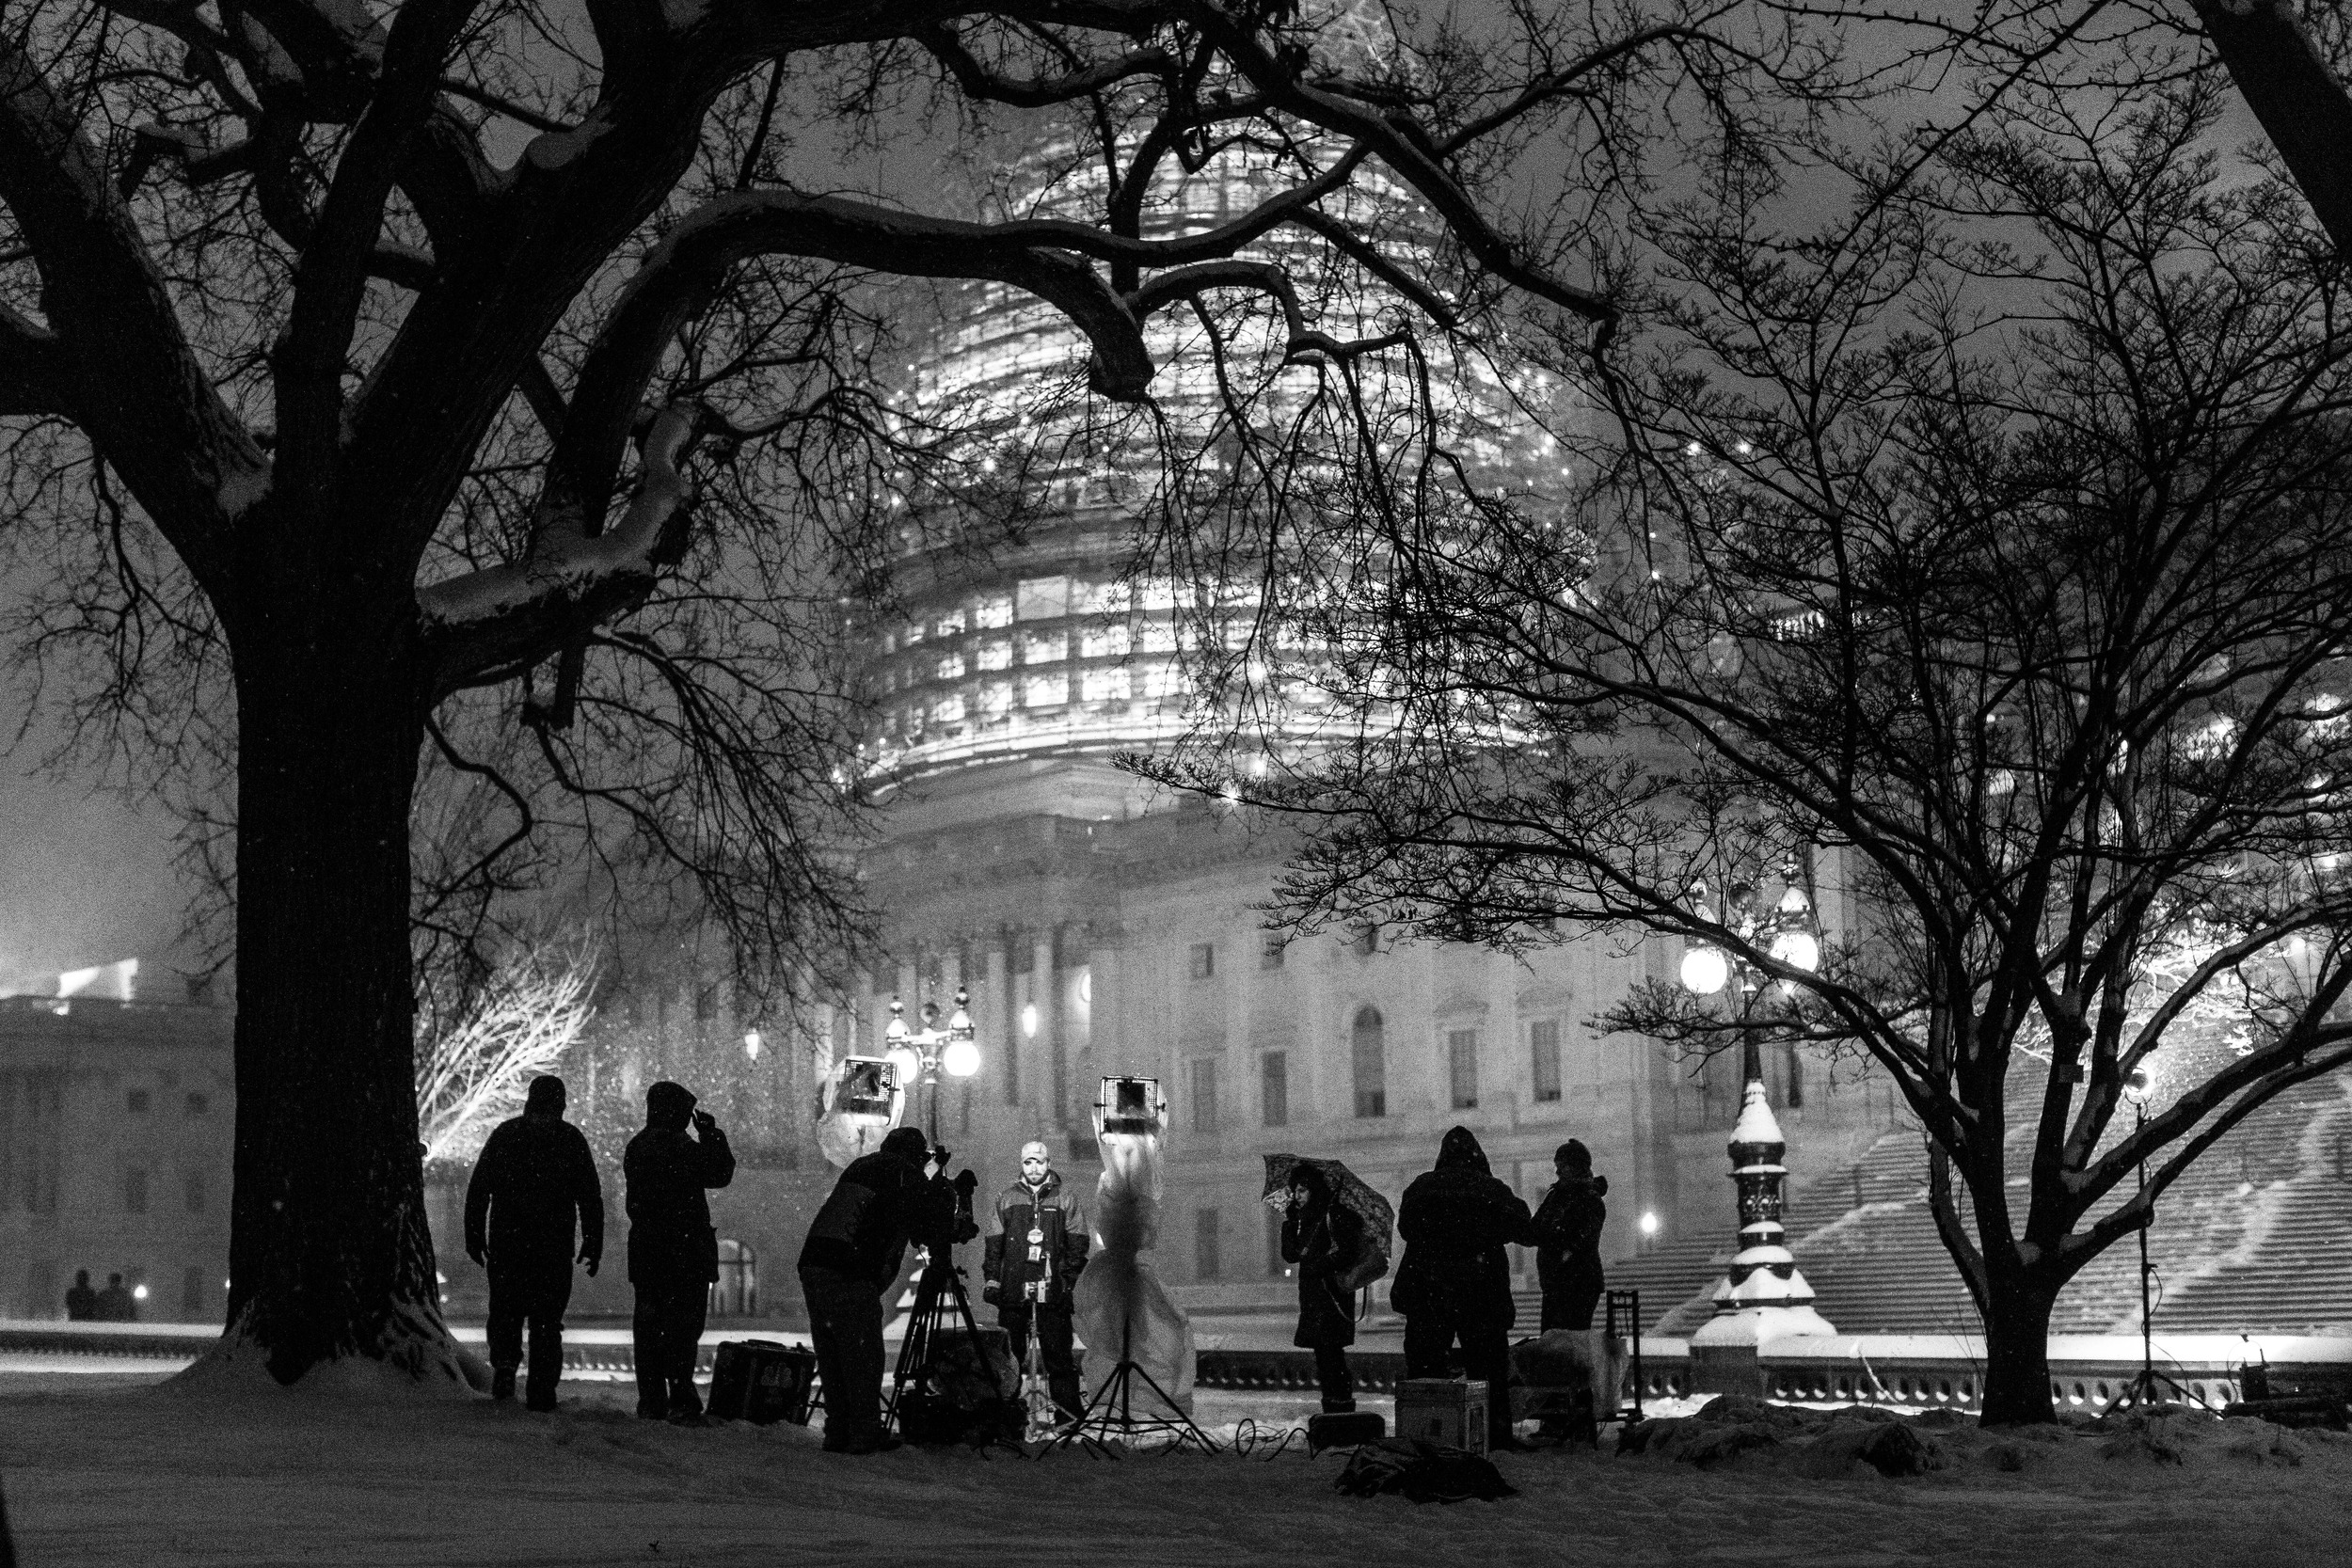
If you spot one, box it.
[975,595,1014,629]
[976,640,1012,671]
[1140,620,1180,653]
[1022,630,1064,665]
[978,684,1013,720]
[1024,674,1066,708]
[936,653,965,681]
[1016,577,1071,620]
[931,694,965,725]
[903,621,926,646]
[935,607,967,637]
[1080,624,1131,658]
[1140,662,1187,699]
[1081,667,1129,702]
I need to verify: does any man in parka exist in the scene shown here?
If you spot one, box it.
[624,1081,734,1421]
[1391,1126,1533,1449]
[981,1139,1089,1422]
[464,1074,605,1409]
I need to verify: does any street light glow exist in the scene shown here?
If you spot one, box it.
[741,1029,762,1061]
[1679,944,1729,995]
[942,1037,982,1078]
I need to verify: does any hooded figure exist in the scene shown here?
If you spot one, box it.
[796,1124,959,1452]
[624,1081,734,1420]
[1528,1139,1610,1332]
[1391,1127,1533,1449]
[1279,1163,1374,1413]
[64,1269,97,1322]
[464,1074,605,1409]
[982,1139,1089,1421]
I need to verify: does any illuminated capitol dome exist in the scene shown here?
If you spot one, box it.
[833,46,1901,1330]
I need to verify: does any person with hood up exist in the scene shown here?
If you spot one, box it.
[982,1139,1089,1422]
[1529,1139,1609,1332]
[624,1081,734,1421]
[1391,1126,1533,1450]
[1279,1163,1374,1414]
[796,1125,963,1453]
[464,1074,605,1409]
[64,1270,97,1322]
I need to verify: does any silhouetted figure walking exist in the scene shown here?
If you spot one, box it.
[982,1139,1089,1421]
[797,1126,957,1453]
[625,1082,734,1420]
[1529,1139,1609,1332]
[1392,1126,1531,1450]
[63,1269,97,1322]
[1280,1164,1373,1413]
[92,1274,135,1323]
[465,1074,605,1410]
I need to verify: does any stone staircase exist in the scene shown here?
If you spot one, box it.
[1600,1068,2352,1339]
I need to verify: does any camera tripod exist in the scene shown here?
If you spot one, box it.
[884,1249,1013,1442]
[1048,1313,1219,1456]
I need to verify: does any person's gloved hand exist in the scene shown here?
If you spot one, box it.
[981,1280,1001,1306]
[691,1108,717,1135]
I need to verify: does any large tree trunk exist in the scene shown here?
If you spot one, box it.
[202,594,469,1388]
[1977,1260,2060,1427]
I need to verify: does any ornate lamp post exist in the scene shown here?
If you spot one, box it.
[1679,867,1836,1384]
[882,989,981,1142]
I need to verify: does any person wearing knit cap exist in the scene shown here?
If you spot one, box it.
[1529,1139,1610,1333]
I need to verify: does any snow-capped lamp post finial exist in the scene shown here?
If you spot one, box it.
[1682,863,1836,1391]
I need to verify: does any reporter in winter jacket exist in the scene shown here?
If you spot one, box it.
[464,1074,605,1410]
[1391,1126,1533,1449]
[624,1082,734,1420]
[1529,1139,1609,1332]
[1279,1163,1372,1413]
[796,1126,961,1453]
[981,1140,1089,1421]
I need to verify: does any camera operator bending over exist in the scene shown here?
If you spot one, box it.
[464,1074,604,1411]
[625,1082,735,1422]
[797,1127,963,1454]
[982,1140,1089,1422]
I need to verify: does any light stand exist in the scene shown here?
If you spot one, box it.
[2112,1087,2204,1413]
[1047,1310,1220,1457]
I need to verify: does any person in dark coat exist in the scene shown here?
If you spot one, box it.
[624,1081,735,1421]
[1529,1139,1609,1332]
[464,1074,605,1410]
[981,1139,1089,1421]
[1279,1163,1370,1413]
[796,1126,961,1453]
[93,1274,135,1323]
[64,1270,97,1322]
[1391,1126,1532,1449]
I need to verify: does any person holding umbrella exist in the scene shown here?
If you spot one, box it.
[1263,1154,1392,1416]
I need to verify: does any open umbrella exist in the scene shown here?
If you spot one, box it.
[1262,1154,1393,1289]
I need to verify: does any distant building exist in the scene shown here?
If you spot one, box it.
[0,991,233,1322]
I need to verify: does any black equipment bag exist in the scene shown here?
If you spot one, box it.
[1306,1411,1388,1454]
[708,1339,819,1425]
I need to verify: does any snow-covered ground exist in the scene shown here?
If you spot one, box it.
[4,1368,2347,1567]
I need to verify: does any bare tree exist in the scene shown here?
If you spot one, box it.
[1145,75,2352,1425]
[415,936,596,1167]
[2,0,1843,1384]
